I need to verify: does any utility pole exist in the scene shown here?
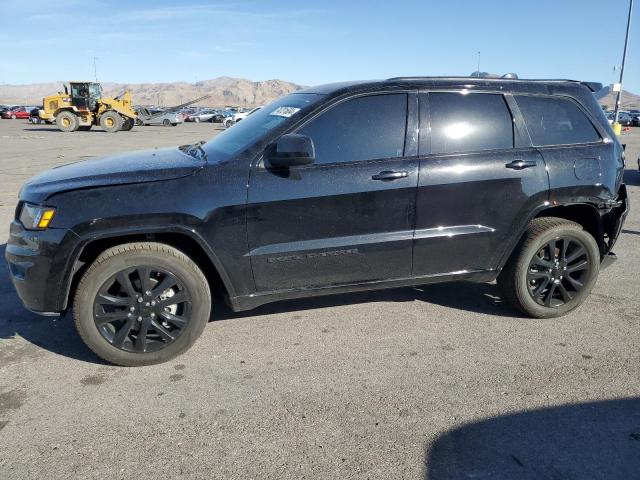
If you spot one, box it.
[614,0,634,124]
[476,51,481,74]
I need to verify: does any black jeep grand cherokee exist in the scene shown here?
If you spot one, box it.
[6,77,629,366]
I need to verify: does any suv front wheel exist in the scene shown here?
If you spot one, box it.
[74,242,211,366]
[497,217,600,318]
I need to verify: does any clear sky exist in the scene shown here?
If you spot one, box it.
[1,0,638,92]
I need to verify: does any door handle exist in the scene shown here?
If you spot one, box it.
[372,170,408,181]
[505,159,537,170]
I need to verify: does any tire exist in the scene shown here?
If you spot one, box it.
[10,114,16,119]
[73,242,212,366]
[135,118,144,126]
[194,117,200,123]
[162,119,171,127]
[224,119,234,128]
[172,123,178,126]
[56,111,79,132]
[121,118,134,131]
[497,217,600,318]
[78,125,92,131]
[99,110,123,132]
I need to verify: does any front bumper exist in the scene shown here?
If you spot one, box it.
[5,221,80,315]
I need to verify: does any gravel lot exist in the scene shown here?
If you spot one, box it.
[1,119,639,479]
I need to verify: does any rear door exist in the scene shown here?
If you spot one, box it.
[513,94,611,210]
[247,92,419,292]
[412,91,549,276]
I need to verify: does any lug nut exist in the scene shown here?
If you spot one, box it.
[150,313,156,318]
[145,290,151,296]
[130,306,135,312]
[127,312,132,317]
[137,297,143,303]
[145,302,150,307]
[137,316,142,321]
[151,301,156,306]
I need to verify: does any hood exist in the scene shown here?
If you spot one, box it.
[20,147,205,203]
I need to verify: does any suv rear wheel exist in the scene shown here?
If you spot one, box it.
[73,242,211,366]
[497,217,600,318]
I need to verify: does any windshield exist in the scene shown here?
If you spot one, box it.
[89,83,102,98]
[202,93,324,161]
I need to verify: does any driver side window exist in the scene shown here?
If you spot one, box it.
[297,93,408,165]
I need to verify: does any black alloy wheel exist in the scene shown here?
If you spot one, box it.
[93,266,191,353]
[526,237,590,307]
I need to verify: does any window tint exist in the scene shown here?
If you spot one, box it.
[429,92,513,154]
[297,94,407,164]
[515,95,601,146]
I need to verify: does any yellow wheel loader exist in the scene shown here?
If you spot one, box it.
[39,82,137,132]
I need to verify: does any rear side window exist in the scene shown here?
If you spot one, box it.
[297,94,407,165]
[515,95,601,146]
[429,92,513,154]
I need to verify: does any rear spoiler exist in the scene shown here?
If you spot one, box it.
[581,81,603,92]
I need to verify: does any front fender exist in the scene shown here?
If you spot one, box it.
[58,222,237,311]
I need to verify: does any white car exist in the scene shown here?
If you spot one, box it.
[224,106,262,128]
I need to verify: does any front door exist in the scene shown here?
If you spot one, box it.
[247,92,419,292]
[412,91,549,276]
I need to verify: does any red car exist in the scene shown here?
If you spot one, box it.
[2,106,32,119]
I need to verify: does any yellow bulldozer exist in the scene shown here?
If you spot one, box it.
[39,81,137,132]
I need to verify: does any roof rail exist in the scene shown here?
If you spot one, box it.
[385,77,603,92]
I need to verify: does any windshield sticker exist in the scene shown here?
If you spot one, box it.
[269,106,300,118]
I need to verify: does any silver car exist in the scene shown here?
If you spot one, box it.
[134,107,182,127]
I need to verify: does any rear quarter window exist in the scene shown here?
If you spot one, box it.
[515,95,601,146]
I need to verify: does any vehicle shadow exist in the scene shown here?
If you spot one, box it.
[1,240,520,364]
[424,397,640,479]
[0,244,105,364]
[624,167,640,186]
[22,127,105,133]
[213,280,519,321]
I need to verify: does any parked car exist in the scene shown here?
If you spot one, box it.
[2,106,32,119]
[224,106,262,128]
[208,110,233,123]
[6,76,628,366]
[0,105,14,115]
[604,111,634,126]
[134,106,182,126]
[628,109,640,126]
[617,112,634,126]
[186,109,224,123]
[29,107,53,124]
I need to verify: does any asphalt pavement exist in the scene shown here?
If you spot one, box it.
[1,120,639,479]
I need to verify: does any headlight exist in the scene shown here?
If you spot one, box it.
[19,203,56,230]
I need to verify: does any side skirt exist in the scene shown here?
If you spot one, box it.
[228,269,497,312]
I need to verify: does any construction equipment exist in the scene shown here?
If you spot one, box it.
[39,82,137,133]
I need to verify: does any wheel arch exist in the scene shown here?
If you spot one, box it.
[61,229,234,312]
[495,201,605,273]
[534,203,602,252]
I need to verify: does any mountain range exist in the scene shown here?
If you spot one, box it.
[0,77,304,108]
[1,76,638,109]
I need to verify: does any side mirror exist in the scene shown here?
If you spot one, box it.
[267,134,315,168]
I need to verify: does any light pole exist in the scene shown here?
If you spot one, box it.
[93,56,98,82]
[614,0,634,124]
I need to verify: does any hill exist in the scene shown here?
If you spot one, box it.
[0,77,304,108]
[594,86,640,109]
